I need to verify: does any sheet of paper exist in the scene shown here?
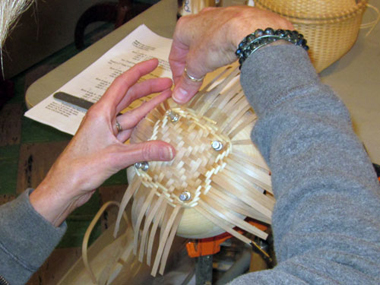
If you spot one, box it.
[25,25,173,135]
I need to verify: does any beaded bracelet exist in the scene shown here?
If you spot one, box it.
[235,28,309,69]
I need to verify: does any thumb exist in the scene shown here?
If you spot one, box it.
[120,141,175,167]
[172,67,205,104]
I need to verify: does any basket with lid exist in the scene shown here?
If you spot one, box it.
[254,0,368,72]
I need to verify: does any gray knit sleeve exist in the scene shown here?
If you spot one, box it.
[0,189,67,284]
[230,45,380,284]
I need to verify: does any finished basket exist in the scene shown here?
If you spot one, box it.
[254,0,368,72]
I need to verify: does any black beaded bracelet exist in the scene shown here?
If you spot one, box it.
[235,28,309,69]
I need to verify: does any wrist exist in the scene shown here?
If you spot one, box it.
[30,177,78,227]
[227,17,257,53]
[227,9,294,50]
[235,28,309,69]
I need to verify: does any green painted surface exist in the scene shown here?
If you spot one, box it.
[103,168,129,186]
[21,117,72,144]
[8,76,26,104]
[0,145,20,195]
[58,192,102,248]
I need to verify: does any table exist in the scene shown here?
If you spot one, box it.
[25,0,380,164]
[319,7,380,164]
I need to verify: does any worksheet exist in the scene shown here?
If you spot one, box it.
[25,25,173,135]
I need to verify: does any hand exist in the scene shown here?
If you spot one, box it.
[30,59,176,226]
[169,6,293,104]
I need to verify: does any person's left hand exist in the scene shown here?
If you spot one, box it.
[30,59,176,226]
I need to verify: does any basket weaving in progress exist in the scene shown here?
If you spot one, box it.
[255,0,368,72]
[113,66,274,276]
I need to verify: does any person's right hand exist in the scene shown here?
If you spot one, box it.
[169,6,293,104]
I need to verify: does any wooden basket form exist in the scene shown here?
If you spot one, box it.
[114,66,274,276]
[255,0,368,72]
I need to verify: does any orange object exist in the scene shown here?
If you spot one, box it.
[186,220,268,258]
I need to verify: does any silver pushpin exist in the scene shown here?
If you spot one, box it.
[134,162,142,169]
[141,162,149,171]
[179,191,191,201]
[211,141,223,151]
[135,161,149,171]
[167,110,180,123]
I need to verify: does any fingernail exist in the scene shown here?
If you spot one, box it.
[168,147,174,160]
[162,147,174,160]
[173,87,188,103]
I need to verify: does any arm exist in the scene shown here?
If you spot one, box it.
[234,41,380,285]
[169,7,380,284]
[0,190,67,284]
[0,59,176,284]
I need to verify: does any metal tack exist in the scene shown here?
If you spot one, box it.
[135,161,149,171]
[179,191,191,201]
[167,110,180,123]
[211,141,223,151]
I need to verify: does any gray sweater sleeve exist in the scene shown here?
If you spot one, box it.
[0,189,67,284]
[231,45,380,284]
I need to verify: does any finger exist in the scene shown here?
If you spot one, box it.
[172,66,204,104]
[116,128,133,142]
[116,141,176,168]
[116,89,171,133]
[169,40,189,85]
[98,59,159,110]
[169,14,197,85]
[116,77,172,114]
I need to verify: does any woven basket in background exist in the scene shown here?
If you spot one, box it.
[255,0,368,72]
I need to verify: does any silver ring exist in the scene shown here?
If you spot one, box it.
[184,68,204,82]
[115,120,122,132]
